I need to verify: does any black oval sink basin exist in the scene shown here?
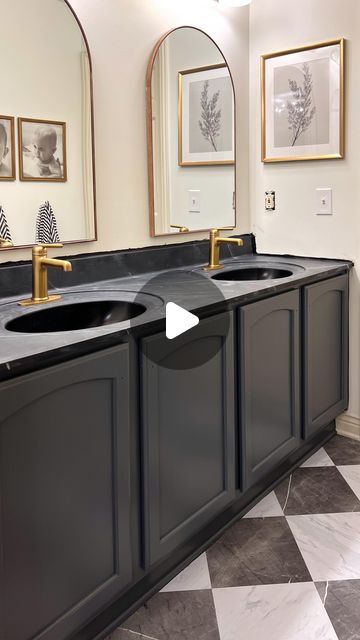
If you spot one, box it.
[212,267,293,281]
[6,300,146,333]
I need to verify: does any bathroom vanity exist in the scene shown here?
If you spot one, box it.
[0,236,351,640]
[0,0,353,637]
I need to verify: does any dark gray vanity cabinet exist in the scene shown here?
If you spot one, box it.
[303,274,349,439]
[239,290,301,489]
[0,346,132,640]
[141,312,236,566]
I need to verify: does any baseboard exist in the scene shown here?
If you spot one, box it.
[336,413,360,441]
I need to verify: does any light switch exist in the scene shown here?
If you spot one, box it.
[188,190,201,213]
[316,188,333,215]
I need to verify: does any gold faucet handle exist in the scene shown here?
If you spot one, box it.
[36,243,64,249]
[170,224,189,233]
[209,227,235,235]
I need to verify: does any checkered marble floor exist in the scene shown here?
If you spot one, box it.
[107,435,360,640]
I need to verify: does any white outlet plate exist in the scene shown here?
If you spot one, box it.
[316,188,333,215]
[265,191,275,211]
[188,190,201,213]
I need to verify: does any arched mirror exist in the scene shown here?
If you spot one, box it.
[0,0,96,250]
[147,27,236,237]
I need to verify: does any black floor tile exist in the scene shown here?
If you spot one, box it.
[274,467,360,515]
[324,435,360,465]
[206,516,311,588]
[316,580,360,640]
[112,591,220,640]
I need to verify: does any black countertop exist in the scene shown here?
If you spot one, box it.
[0,249,352,382]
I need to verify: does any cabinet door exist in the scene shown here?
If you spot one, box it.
[240,291,300,489]
[303,274,349,438]
[0,346,132,640]
[141,313,236,566]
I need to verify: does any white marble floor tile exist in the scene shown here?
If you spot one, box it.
[287,513,360,581]
[338,465,360,500]
[160,553,211,592]
[243,491,283,518]
[213,582,337,640]
[301,448,335,468]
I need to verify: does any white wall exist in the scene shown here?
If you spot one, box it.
[0,0,250,262]
[249,0,360,419]
[1,0,93,246]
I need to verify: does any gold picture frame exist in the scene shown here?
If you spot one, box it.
[178,63,235,167]
[261,38,345,163]
[0,115,16,181]
[18,117,67,182]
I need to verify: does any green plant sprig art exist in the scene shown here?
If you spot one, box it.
[199,80,222,152]
[287,62,316,146]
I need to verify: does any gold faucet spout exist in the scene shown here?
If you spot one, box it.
[40,257,73,272]
[216,237,244,246]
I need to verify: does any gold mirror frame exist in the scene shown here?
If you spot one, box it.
[1,0,97,252]
[146,26,237,238]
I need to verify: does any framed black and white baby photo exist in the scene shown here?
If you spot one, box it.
[0,116,16,181]
[18,117,67,182]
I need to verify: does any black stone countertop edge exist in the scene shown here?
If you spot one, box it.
[0,236,353,383]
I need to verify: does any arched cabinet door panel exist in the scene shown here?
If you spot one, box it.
[0,346,132,640]
[303,274,349,439]
[239,290,301,489]
[141,312,236,566]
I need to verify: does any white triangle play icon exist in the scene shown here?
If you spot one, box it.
[166,302,199,340]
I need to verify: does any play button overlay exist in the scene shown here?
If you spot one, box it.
[132,269,230,370]
[166,302,199,339]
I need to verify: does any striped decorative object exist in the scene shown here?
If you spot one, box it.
[0,206,12,242]
[35,201,60,244]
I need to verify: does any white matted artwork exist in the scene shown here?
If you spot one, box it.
[179,63,234,166]
[261,39,344,162]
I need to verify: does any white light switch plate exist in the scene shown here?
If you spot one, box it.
[316,188,333,215]
[188,190,201,213]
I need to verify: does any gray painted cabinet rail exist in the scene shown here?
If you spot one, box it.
[0,346,132,640]
[303,274,349,438]
[141,312,236,566]
[239,290,301,489]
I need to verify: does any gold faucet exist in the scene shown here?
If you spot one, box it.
[170,224,189,233]
[0,236,13,248]
[19,244,72,307]
[204,228,244,271]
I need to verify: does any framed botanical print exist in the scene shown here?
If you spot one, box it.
[0,115,16,181]
[18,117,67,181]
[261,39,345,163]
[178,63,235,166]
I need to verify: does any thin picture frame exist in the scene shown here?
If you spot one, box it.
[18,117,67,182]
[261,38,345,163]
[178,63,235,167]
[0,115,16,181]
